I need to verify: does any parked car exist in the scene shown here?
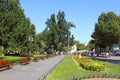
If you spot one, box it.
[80,50,89,56]
[100,50,112,57]
[113,50,120,56]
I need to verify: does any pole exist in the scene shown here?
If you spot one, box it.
[29,36,31,54]
[68,33,69,54]
[28,36,33,60]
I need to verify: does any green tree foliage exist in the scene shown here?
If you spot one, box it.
[0,1,76,54]
[74,40,86,50]
[33,33,47,52]
[44,11,75,53]
[91,12,120,49]
[86,40,96,51]
[0,0,35,52]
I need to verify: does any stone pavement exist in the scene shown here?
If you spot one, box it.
[0,55,65,80]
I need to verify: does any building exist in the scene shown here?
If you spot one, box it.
[112,44,120,51]
[70,44,77,54]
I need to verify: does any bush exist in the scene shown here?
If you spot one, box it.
[73,55,105,72]
[80,62,105,71]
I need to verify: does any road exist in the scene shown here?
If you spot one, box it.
[94,56,120,64]
[0,55,65,80]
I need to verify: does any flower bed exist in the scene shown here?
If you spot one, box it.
[73,55,105,72]
[33,54,58,60]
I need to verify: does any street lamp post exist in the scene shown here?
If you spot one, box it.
[28,35,33,60]
[68,33,69,54]
[51,45,54,54]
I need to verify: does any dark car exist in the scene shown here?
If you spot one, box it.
[113,50,120,56]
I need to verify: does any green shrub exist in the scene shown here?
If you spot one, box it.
[73,55,105,72]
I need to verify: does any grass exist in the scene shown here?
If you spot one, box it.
[32,54,43,57]
[45,55,92,80]
[0,56,21,60]
[104,61,120,74]
[0,56,23,63]
[90,57,120,74]
[0,54,45,61]
[45,55,120,80]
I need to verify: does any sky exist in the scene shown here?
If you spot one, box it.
[20,0,120,44]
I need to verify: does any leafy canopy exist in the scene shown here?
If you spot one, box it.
[91,12,120,49]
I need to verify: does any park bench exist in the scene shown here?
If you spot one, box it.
[19,57,30,65]
[0,60,12,70]
[33,56,38,62]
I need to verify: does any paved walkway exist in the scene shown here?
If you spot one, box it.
[0,55,65,80]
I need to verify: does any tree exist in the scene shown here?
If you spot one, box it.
[74,40,86,50]
[91,12,120,50]
[86,39,96,51]
[45,11,75,53]
[0,0,35,52]
[33,33,47,52]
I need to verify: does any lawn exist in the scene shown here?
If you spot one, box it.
[45,55,120,80]
[0,56,21,60]
[0,56,23,63]
[104,61,120,74]
[45,55,93,80]
[0,54,45,60]
[0,54,56,63]
[32,54,44,57]
[90,57,120,74]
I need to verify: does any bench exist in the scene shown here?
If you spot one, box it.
[19,57,29,64]
[0,60,12,69]
[33,56,38,62]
